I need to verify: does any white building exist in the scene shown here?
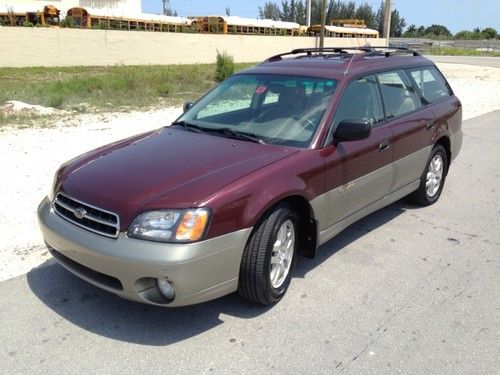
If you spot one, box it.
[1,0,142,17]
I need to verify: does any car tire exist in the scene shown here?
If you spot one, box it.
[409,144,448,206]
[238,204,298,305]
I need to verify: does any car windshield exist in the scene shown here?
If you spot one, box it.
[175,73,338,148]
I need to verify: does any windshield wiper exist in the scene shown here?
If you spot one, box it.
[212,128,266,144]
[171,120,206,133]
[172,122,265,144]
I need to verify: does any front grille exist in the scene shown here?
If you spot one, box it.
[53,192,120,238]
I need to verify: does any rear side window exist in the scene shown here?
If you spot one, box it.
[377,70,421,118]
[408,67,452,104]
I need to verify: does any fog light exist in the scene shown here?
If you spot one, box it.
[157,279,175,301]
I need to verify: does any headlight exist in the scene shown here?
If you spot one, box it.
[127,208,210,243]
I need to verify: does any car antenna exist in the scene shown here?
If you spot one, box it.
[343,51,357,76]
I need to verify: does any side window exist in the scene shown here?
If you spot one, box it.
[377,70,421,118]
[409,67,452,104]
[262,88,280,105]
[262,80,297,105]
[326,75,383,144]
[332,75,384,128]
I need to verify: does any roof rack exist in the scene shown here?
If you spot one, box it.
[264,46,420,62]
[364,46,421,56]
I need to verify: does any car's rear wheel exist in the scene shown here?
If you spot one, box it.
[238,204,298,305]
[409,144,448,206]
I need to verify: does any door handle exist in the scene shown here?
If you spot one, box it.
[379,140,390,152]
[426,120,435,130]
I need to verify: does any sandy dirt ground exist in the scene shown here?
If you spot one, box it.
[0,62,499,281]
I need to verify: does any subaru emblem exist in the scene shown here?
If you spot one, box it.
[74,208,87,220]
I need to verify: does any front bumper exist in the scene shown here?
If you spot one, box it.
[37,197,252,307]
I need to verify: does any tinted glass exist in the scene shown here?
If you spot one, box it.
[325,75,383,144]
[178,74,338,148]
[329,74,382,131]
[409,67,452,104]
[377,70,421,118]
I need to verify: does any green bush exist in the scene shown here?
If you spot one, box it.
[215,50,235,82]
[156,84,171,97]
[97,22,109,30]
[60,16,76,28]
[46,92,64,109]
[23,21,34,27]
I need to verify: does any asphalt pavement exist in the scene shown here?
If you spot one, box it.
[0,111,498,374]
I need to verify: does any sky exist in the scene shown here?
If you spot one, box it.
[141,0,500,34]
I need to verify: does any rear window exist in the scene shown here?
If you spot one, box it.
[408,67,452,104]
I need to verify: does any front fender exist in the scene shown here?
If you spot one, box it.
[201,149,326,240]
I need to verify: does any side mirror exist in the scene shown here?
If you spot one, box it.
[183,101,194,112]
[334,119,371,143]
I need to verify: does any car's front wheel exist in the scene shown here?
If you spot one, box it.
[238,204,298,305]
[409,144,448,206]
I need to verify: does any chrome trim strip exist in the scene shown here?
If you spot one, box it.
[54,198,117,226]
[53,192,120,239]
[52,210,119,239]
[52,208,119,239]
[56,192,119,221]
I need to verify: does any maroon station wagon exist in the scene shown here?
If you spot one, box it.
[38,47,462,307]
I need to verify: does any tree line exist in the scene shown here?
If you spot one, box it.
[404,25,498,40]
[258,0,406,36]
[257,1,499,40]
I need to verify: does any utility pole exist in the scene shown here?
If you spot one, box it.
[319,0,326,48]
[383,0,392,46]
[306,0,311,27]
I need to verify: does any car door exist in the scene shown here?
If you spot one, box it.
[376,69,433,192]
[408,65,461,160]
[319,74,393,233]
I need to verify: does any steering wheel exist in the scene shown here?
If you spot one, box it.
[300,117,316,129]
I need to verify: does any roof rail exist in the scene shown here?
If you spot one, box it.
[264,46,420,62]
[364,46,421,56]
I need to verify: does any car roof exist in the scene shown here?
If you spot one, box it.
[239,48,435,81]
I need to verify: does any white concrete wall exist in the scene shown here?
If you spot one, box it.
[0,27,384,67]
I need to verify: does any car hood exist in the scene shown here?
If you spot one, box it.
[57,127,298,230]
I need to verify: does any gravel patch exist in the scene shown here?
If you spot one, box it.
[0,107,182,280]
[0,100,69,116]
